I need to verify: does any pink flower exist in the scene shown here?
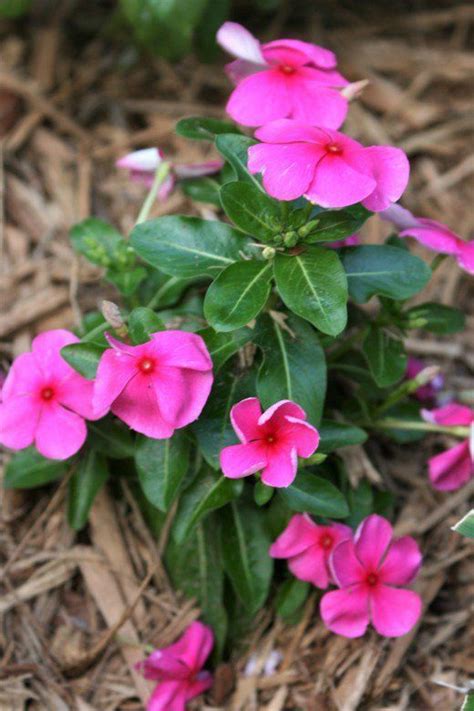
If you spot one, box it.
[321,514,422,638]
[421,403,474,491]
[219,398,319,488]
[116,148,223,200]
[137,621,213,711]
[405,356,444,403]
[381,204,474,275]
[217,22,349,128]
[248,120,409,211]
[93,331,213,439]
[0,330,97,460]
[269,514,352,588]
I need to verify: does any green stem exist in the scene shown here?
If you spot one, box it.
[135,162,171,225]
[363,419,470,438]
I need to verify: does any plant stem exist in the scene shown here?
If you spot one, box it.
[363,419,470,438]
[135,162,171,225]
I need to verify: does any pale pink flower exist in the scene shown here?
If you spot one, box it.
[93,331,213,439]
[248,120,409,211]
[116,148,223,200]
[421,403,474,491]
[0,330,97,460]
[269,514,352,588]
[406,356,444,403]
[219,398,319,488]
[381,203,474,275]
[321,514,422,638]
[217,21,349,128]
[137,621,213,711]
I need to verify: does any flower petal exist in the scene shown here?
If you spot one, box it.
[151,367,213,429]
[93,348,137,418]
[288,75,348,129]
[356,146,410,212]
[269,514,319,558]
[354,514,393,570]
[185,671,213,701]
[261,446,298,487]
[58,373,97,420]
[329,538,365,587]
[424,402,473,427]
[1,352,43,399]
[370,585,422,637]
[217,22,266,65]
[226,70,290,127]
[305,155,376,209]
[249,142,321,200]
[174,160,224,179]
[379,537,422,585]
[31,329,79,381]
[150,331,213,372]
[230,397,262,443]
[0,395,38,450]
[174,621,214,672]
[279,416,320,458]
[456,240,474,275]
[380,203,418,231]
[254,119,330,145]
[220,442,266,479]
[320,585,370,638]
[289,546,330,588]
[35,403,86,459]
[258,400,307,427]
[264,38,337,70]
[116,147,162,172]
[428,441,472,491]
[111,376,175,439]
[147,680,187,711]
[399,219,460,255]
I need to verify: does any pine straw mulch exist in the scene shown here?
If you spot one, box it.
[0,2,473,709]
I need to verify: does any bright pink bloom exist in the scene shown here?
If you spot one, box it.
[93,331,213,439]
[219,398,319,487]
[137,621,213,711]
[327,234,360,249]
[321,514,422,638]
[421,403,474,491]
[116,148,223,200]
[248,120,409,211]
[269,514,352,588]
[217,22,349,128]
[381,204,474,275]
[405,356,444,403]
[0,330,97,460]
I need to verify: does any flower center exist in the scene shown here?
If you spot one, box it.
[138,357,155,374]
[320,534,333,550]
[366,572,379,587]
[40,386,55,401]
[266,434,276,444]
[280,64,295,75]
[325,142,343,155]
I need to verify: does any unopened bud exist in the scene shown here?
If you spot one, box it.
[283,230,299,248]
[341,79,369,101]
[298,218,320,238]
[413,365,441,388]
[101,300,127,337]
[262,246,276,259]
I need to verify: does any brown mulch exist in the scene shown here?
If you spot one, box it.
[1,2,473,709]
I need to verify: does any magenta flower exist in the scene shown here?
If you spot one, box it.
[381,204,474,275]
[93,331,213,439]
[137,621,213,711]
[269,514,352,588]
[405,356,444,403]
[421,403,474,491]
[116,148,223,200]
[217,21,349,128]
[0,330,97,460]
[321,514,422,638]
[248,120,409,211]
[219,398,319,487]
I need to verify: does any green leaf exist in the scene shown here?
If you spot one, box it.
[363,325,407,387]
[345,479,373,529]
[304,205,371,244]
[341,245,431,303]
[254,481,274,506]
[220,181,284,239]
[130,216,255,278]
[275,578,310,621]
[279,472,349,518]
[221,501,273,614]
[215,134,260,188]
[61,342,104,379]
[135,432,190,512]
[4,448,67,489]
[67,449,109,530]
[172,469,243,542]
[106,265,147,296]
[404,302,465,334]
[274,248,348,336]
[70,218,131,268]
[318,420,368,453]
[256,314,326,426]
[176,116,240,141]
[204,260,272,332]
[0,0,32,18]
[452,509,474,539]
[181,177,221,206]
[128,307,165,344]
[199,327,253,371]
[88,418,135,459]
[166,516,227,657]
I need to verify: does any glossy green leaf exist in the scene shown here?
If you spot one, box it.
[254,481,274,506]
[220,181,284,239]
[176,116,240,141]
[4,448,67,489]
[363,325,407,387]
[256,314,326,426]
[274,248,348,336]
[341,245,431,303]
[87,417,135,459]
[304,205,371,244]
[128,307,165,344]
[452,509,474,539]
[172,469,243,542]
[404,302,465,334]
[130,216,255,278]
[318,420,368,453]
[181,177,221,206]
[199,327,253,371]
[67,449,109,530]
[61,342,104,379]
[345,479,373,528]
[204,260,272,332]
[135,432,190,512]
[70,218,131,268]
[106,265,147,296]
[215,134,260,188]
[279,472,349,518]
[275,578,310,621]
[221,501,273,614]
